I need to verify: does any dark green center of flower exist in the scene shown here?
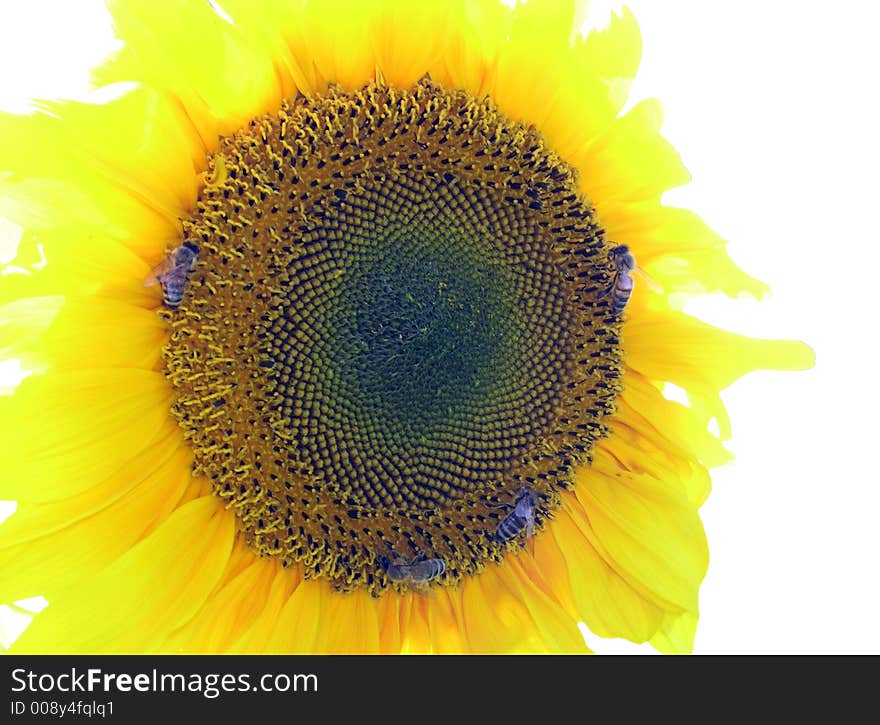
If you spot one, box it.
[332,239,514,436]
[336,239,512,430]
[268,171,578,513]
[162,78,623,595]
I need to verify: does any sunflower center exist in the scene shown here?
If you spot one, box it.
[163,78,622,595]
[333,239,512,433]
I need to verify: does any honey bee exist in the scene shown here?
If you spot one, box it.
[601,244,637,316]
[380,551,447,587]
[598,244,661,317]
[492,486,540,548]
[144,242,200,309]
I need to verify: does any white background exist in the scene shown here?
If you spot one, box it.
[1,0,878,654]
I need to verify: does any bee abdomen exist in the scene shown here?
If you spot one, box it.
[493,513,526,542]
[610,291,631,315]
[608,272,634,316]
[163,290,185,309]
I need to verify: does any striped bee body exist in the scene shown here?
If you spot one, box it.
[144,242,200,310]
[380,552,446,586]
[600,244,636,317]
[492,487,540,544]
[408,557,447,582]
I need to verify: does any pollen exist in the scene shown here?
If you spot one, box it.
[162,78,623,595]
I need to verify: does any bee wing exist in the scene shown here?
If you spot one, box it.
[409,559,442,582]
[143,255,175,287]
[408,562,427,581]
[518,505,535,555]
[633,266,664,295]
[383,552,413,582]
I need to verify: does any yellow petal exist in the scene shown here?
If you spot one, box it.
[376,595,404,654]
[576,98,691,206]
[568,5,642,123]
[624,303,815,437]
[279,0,379,94]
[399,593,434,654]
[0,230,158,307]
[0,296,63,372]
[202,0,299,100]
[246,583,384,654]
[574,456,709,614]
[426,589,468,654]
[552,500,665,642]
[0,369,172,502]
[0,88,194,260]
[500,4,643,160]
[650,610,699,655]
[501,555,591,653]
[458,560,562,653]
[163,556,284,653]
[372,0,455,90]
[439,0,514,98]
[10,496,235,653]
[258,579,328,654]
[0,421,179,546]
[0,443,190,602]
[603,372,729,506]
[619,372,732,468]
[226,565,303,654]
[528,521,580,620]
[317,588,381,654]
[42,299,165,369]
[0,296,165,372]
[99,0,290,142]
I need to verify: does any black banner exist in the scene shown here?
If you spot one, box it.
[4,655,612,720]
[3,654,867,720]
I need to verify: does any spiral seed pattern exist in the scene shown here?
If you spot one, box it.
[162,78,623,595]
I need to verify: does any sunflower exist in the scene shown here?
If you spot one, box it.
[0,0,813,655]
